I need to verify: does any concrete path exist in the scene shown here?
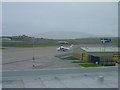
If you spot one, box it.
[2,67,118,88]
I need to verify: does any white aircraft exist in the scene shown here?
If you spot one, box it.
[57,44,74,51]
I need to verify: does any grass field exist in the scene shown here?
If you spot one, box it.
[2,41,73,47]
[2,43,66,47]
[1,36,118,47]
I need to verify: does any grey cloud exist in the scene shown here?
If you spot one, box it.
[2,2,118,38]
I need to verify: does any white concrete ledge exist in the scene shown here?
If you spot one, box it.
[2,66,118,77]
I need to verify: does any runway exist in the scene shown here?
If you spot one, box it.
[2,46,79,70]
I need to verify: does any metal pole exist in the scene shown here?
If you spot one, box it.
[103,39,107,66]
[32,37,35,67]
[103,42,105,66]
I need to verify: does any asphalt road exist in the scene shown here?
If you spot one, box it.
[2,46,79,70]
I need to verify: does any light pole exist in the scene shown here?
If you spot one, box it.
[32,37,35,67]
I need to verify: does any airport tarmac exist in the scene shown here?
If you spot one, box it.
[1,47,119,88]
[2,46,79,70]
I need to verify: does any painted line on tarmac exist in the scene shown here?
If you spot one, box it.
[2,57,41,65]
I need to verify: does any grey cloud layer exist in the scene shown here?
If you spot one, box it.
[2,2,118,37]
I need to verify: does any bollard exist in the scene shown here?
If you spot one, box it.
[98,76,104,82]
[33,64,35,67]
[84,74,88,76]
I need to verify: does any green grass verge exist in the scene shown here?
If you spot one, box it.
[80,64,102,67]
[72,61,90,63]
[60,56,79,60]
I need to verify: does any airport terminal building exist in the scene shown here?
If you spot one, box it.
[73,45,119,65]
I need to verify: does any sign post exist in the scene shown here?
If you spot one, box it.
[100,38,111,65]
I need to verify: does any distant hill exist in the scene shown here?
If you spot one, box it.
[33,31,109,39]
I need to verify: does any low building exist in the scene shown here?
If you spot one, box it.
[73,46,119,65]
[1,38,11,41]
[0,38,11,42]
[58,41,69,44]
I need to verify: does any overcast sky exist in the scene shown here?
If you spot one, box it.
[2,2,118,37]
